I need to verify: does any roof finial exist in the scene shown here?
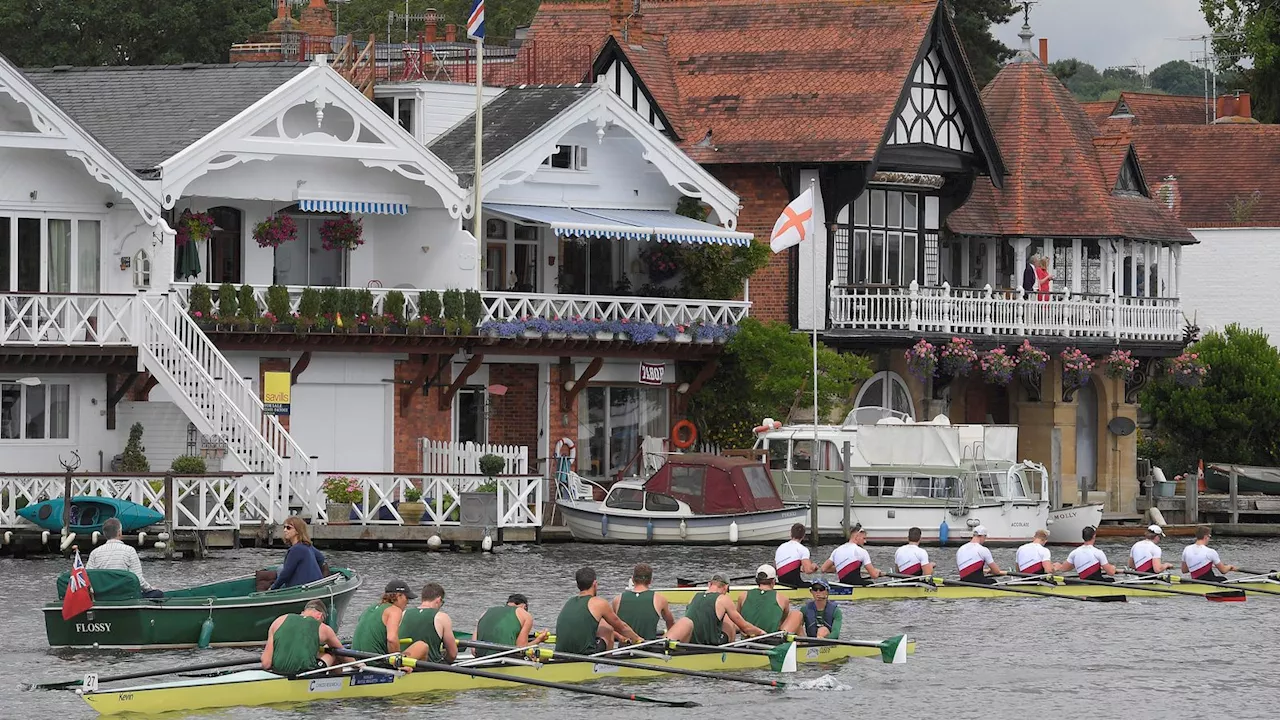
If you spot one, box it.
[1013,1,1039,63]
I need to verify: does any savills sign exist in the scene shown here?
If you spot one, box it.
[639,362,665,386]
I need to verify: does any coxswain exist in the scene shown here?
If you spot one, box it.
[1129,524,1174,573]
[955,526,1004,584]
[775,523,818,587]
[893,527,934,576]
[1060,526,1117,581]
[613,563,677,641]
[351,580,415,656]
[800,579,842,639]
[1015,529,1058,574]
[735,564,803,637]
[261,599,342,674]
[1181,525,1237,582]
[475,593,549,657]
[666,574,766,644]
[821,523,881,586]
[555,567,643,653]
[400,583,458,664]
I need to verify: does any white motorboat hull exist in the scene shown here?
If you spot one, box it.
[805,501,1048,545]
[555,501,810,545]
[1045,503,1106,544]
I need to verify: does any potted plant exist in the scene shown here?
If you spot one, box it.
[1169,352,1209,387]
[640,243,681,283]
[254,214,298,248]
[1014,339,1049,379]
[938,337,978,376]
[979,346,1016,386]
[237,284,260,325]
[119,422,150,473]
[322,476,362,525]
[189,283,214,328]
[384,290,406,326]
[419,291,442,328]
[1102,349,1138,382]
[217,282,239,328]
[399,485,426,525]
[1060,347,1095,391]
[672,324,692,343]
[523,317,548,340]
[594,317,615,342]
[569,317,592,341]
[546,318,570,340]
[905,339,937,381]
[176,209,215,246]
[478,453,505,493]
[319,213,363,251]
[628,322,659,344]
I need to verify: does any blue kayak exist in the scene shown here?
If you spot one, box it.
[17,497,164,534]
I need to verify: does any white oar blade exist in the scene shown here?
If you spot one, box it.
[782,641,797,673]
[880,635,907,664]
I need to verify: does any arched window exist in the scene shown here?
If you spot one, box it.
[132,249,151,289]
[855,371,915,419]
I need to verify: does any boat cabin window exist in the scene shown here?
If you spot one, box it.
[644,492,680,512]
[865,476,897,497]
[669,465,706,497]
[905,476,956,499]
[766,440,788,470]
[790,440,844,471]
[605,487,644,510]
[1006,467,1030,498]
[742,466,776,500]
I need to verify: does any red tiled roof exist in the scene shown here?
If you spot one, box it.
[1081,100,1114,126]
[947,55,1194,243]
[526,0,944,164]
[1116,92,1208,126]
[1127,125,1280,228]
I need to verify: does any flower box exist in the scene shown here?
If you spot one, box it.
[522,329,543,339]
[595,331,615,341]
[570,332,591,341]
[326,502,353,525]
[674,333,692,343]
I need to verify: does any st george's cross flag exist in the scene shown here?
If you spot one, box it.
[467,0,485,40]
[62,549,93,619]
[769,187,815,253]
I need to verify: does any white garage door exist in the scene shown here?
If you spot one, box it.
[290,383,389,472]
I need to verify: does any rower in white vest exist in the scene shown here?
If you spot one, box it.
[1060,526,1117,581]
[1015,529,1058,574]
[1129,525,1174,573]
[893,527,934,576]
[1181,525,1237,582]
[821,524,881,586]
[775,523,817,588]
[955,526,1004,584]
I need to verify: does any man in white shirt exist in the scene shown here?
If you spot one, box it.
[1060,526,1116,582]
[87,518,163,598]
[1128,525,1173,574]
[1015,529,1058,574]
[821,523,881,586]
[1182,525,1237,582]
[775,523,817,588]
[955,526,1004,584]
[893,527,933,576]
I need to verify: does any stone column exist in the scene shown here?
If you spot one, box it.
[1070,238,1082,294]
[1012,237,1030,292]
[1171,244,1182,298]
[1100,240,1115,294]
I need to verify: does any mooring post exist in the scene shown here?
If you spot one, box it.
[164,472,175,560]
[1229,467,1239,525]
[1185,467,1199,525]
[842,440,852,536]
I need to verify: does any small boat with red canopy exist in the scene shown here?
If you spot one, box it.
[556,454,809,544]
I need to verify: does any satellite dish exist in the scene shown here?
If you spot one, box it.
[1107,417,1137,436]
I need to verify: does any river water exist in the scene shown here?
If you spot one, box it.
[6,539,1278,720]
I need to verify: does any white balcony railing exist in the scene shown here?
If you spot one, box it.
[312,472,544,528]
[830,283,1184,342]
[1,293,137,346]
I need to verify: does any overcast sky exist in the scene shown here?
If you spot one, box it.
[995,0,1212,72]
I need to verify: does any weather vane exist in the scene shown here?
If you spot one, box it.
[1019,1,1037,26]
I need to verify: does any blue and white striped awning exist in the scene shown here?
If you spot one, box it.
[298,199,408,215]
[486,204,753,246]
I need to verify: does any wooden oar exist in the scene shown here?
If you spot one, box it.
[676,574,756,588]
[1015,572,1245,602]
[332,649,698,707]
[461,639,789,685]
[1170,574,1280,597]
[930,575,1128,602]
[36,657,261,690]
[784,633,908,664]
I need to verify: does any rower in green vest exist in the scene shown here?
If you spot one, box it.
[351,579,416,657]
[666,575,766,644]
[401,583,458,664]
[612,563,676,640]
[555,566,643,654]
[475,593,549,657]
[735,564,803,637]
[261,600,343,674]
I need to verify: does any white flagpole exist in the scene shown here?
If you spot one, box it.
[808,177,820,546]
[473,35,484,290]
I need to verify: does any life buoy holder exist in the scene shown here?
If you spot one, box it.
[671,420,698,449]
[554,437,577,462]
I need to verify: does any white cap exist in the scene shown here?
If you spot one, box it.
[972,525,989,536]
[755,564,777,580]
[1147,524,1165,535]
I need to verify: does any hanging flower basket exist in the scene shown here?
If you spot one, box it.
[1102,349,1138,382]
[980,347,1016,386]
[640,244,681,283]
[254,214,298,249]
[905,339,937,381]
[1014,340,1049,379]
[1060,347,1095,391]
[938,337,978,377]
[1169,352,1209,388]
[175,209,215,247]
[319,213,364,252]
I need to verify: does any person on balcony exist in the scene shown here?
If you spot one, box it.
[87,517,163,598]
[1022,254,1038,296]
[1034,255,1054,301]
[271,516,326,590]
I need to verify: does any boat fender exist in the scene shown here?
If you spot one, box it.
[2,531,10,546]
[481,534,493,553]
[157,532,170,542]
[601,514,609,538]
[154,541,167,550]
[1148,507,1168,527]
[198,618,215,648]
[41,530,50,546]
[679,518,688,540]
[60,532,76,551]
[729,521,739,544]
[645,519,654,542]
[138,531,147,546]
[428,534,442,550]
[385,542,394,550]
[91,531,100,546]
[938,520,950,546]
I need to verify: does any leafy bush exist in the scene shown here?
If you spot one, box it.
[356,289,375,318]
[298,287,322,320]
[479,453,506,478]
[217,282,238,320]
[322,476,363,504]
[119,422,150,473]
[442,289,464,322]
[266,285,292,322]
[463,289,484,327]
[170,455,207,474]
[237,285,259,321]
[403,486,423,502]
[320,287,342,317]
[189,283,214,318]
[419,291,442,322]
[384,291,406,325]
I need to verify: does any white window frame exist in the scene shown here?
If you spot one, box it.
[0,211,103,293]
[0,382,72,442]
[854,370,916,419]
[453,385,489,445]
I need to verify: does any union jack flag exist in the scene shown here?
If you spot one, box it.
[62,549,93,620]
[466,0,485,41]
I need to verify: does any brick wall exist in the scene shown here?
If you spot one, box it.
[547,363,580,473]
[489,363,539,468]
[391,356,452,473]
[708,163,792,324]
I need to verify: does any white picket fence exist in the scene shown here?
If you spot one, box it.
[421,439,529,475]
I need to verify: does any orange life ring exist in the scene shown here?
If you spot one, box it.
[671,420,698,449]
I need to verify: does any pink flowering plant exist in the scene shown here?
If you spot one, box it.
[1014,340,1049,379]
[253,214,298,248]
[980,346,1016,385]
[1060,347,1095,390]
[938,337,978,376]
[322,476,362,504]
[905,339,938,381]
[319,213,364,251]
[1102,349,1138,382]
[640,244,681,283]
[1170,352,1209,387]
[176,209,215,246]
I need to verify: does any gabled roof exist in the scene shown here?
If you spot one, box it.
[1081,100,1115,126]
[525,0,997,168]
[24,62,309,176]
[429,85,594,175]
[1112,92,1207,126]
[592,35,682,138]
[947,49,1194,243]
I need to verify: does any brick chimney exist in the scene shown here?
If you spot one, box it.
[445,23,457,43]
[1039,38,1048,64]
[267,0,297,32]
[425,23,437,43]
[609,0,644,46]
[1214,91,1259,124]
[297,0,336,38]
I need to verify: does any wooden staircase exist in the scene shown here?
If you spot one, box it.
[330,34,377,98]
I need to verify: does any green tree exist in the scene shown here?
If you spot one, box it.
[949,0,1019,87]
[119,422,150,473]
[1150,59,1208,96]
[689,319,872,448]
[1140,324,1280,477]
[340,0,538,43]
[1049,58,1151,101]
[1201,0,1280,122]
[0,0,271,67]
